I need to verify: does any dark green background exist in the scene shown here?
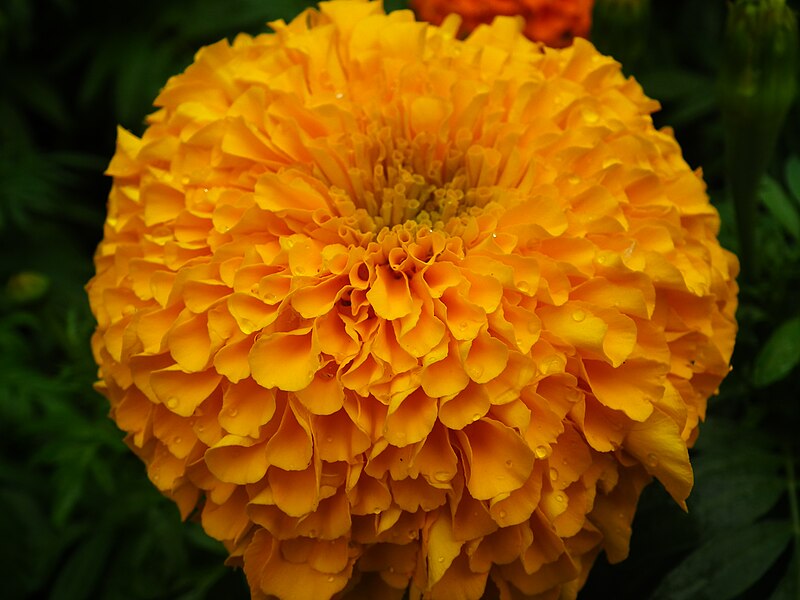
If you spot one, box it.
[1,1,799,598]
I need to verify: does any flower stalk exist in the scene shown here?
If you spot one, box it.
[721,0,798,278]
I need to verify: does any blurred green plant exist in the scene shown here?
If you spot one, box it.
[721,0,798,278]
[1,0,799,598]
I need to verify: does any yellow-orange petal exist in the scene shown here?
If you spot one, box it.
[625,407,693,507]
[205,435,268,484]
[250,328,321,392]
[149,366,222,417]
[456,418,535,501]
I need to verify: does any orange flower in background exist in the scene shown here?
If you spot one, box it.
[87,1,738,599]
[411,0,595,47]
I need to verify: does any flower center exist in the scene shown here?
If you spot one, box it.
[324,127,500,235]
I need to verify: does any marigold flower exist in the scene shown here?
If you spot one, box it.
[411,0,595,47]
[87,1,738,598]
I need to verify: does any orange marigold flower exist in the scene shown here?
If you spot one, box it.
[411,0,595,47]
[87,1,738,599]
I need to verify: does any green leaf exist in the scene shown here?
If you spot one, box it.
[770,546,800,600]
[651,520,793,600]
[760,176,800,240]
[689,450,785,532]
[49,527,116,600]
[786,155,800,205]
[753,315,800,387]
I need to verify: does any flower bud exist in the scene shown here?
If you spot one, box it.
[721,0,798,277]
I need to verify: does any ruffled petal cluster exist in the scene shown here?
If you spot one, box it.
[87,2,738,599]
[411,0,595,47]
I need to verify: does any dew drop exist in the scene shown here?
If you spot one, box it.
[437,557,445,563]
[264,293,277,303]
[327,576,335,583]
[471,413,482,422]
[181,176,190,185]
[555,492,565,503]
[335,91,345,99]
[196,424,205,432]
[173,436,182,445]
[498,510,507,519]
[549,467,559,481]
[388,567,395,574]
[534,445,548,459]
[166,397,179,410]
[326,435,334,443]
[228,408,239,418]
[458,321,468,330]
[373,507,381,514]
[309,528,317,537]
[505,459,513,468]
[408,529,417,539]
[646,452,659,467]
[571,309,586,322]
[471,365,484,379]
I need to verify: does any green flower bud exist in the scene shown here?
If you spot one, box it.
[6,271,49,304]
[721,0,798,278]
[591,0,651,70]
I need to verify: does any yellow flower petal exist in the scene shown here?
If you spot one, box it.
[250,328,321,392]
[457,418,535,501]
[149,366,221,417]
[205,435,268,485]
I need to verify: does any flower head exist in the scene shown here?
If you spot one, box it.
[411,0,595,47]
[87,1,738,598]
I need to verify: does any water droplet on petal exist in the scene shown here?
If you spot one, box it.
[166,397,179,410]
[646,452,659,467]
[554,492,566,503]
[471,365,484,379]
[549,467,559,481]
[498,510,507,519]
[437,556,445,563]
[388,567,395,574]
[228,408,238,418]
[534,445,548,459]
[471,413,482,422]
[505,459,513,468]
[173,436,182,445]
[327,576,335,583]
[571,309,586,322]
[326,435,333,443]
